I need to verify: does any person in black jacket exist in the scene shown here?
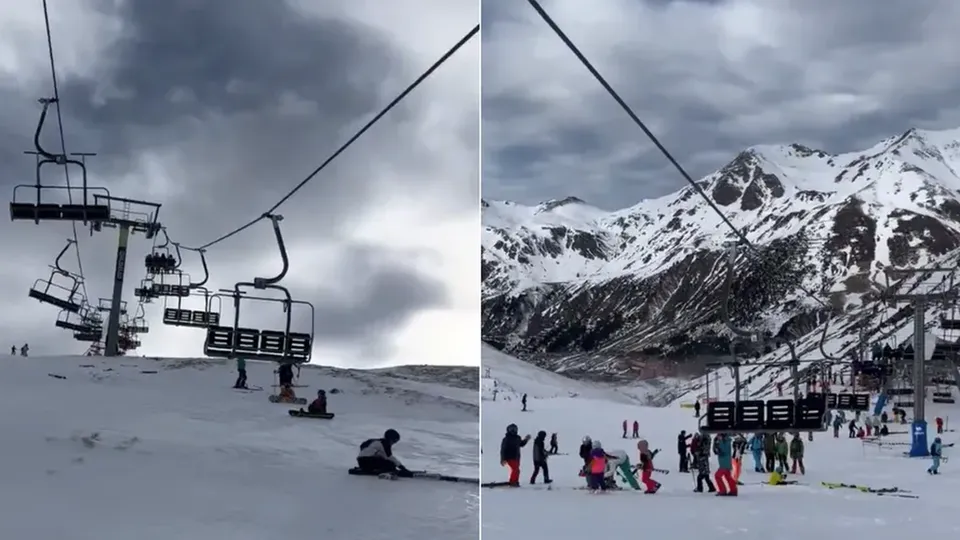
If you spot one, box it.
[500,423,530,487]
[530,431,552,484]
[549,433,559,454]
[579,436,593,467]
[677,430,692,472]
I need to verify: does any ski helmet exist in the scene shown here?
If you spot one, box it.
[582,435,592,443]
[592,439,602,449]
[506,423,518,435]
[384,429,400,443]
[317,389,325,395]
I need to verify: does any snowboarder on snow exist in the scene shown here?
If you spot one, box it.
[307,390,327,414]
[356,429,412,477]
[677,430,692,472]
[530,431,552,484]
[500,423,530,487]
[233,357,248,389]
[549,433,558,454]
[277,384,297,402]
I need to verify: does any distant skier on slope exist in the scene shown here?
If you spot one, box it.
[521,394,528,412]
[549,432,558,454]
[500,423,530,487]
[355,429,412,477]
[233,357,248,389]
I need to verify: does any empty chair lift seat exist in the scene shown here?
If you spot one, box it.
[203,326,311,362]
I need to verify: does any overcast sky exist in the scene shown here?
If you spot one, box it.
[482,0,960,209]
[0,0,478,367]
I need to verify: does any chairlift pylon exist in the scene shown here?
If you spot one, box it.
[202,214,315,363]
[9,98,111,224]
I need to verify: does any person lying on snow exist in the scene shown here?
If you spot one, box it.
[768,467,799,486]
[308,390,327,414]
[357,429,413,477]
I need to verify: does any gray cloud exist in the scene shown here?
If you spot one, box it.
[482,0,960,208]
[1,0,478,367]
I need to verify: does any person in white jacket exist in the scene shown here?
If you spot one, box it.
[355,429,413,477]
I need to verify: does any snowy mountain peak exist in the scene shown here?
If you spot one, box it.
[483,125,960,378]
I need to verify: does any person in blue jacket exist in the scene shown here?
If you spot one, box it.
[748,434,764,473]
[713,433,737,496]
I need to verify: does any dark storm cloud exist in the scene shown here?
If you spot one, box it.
[482,0,960,209]
[0,0,472,365]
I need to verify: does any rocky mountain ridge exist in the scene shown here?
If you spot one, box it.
[482,127,960,380]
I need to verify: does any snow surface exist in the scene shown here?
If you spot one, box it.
[482,350,960,539]
[1,356,478,539]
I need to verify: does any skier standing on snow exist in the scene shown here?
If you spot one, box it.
[713,433,737,496]
[929,437,943,475]
[233,357,248,389]
[692,434,716,493]
[579,436,594,468]
[936,416,944,434]
[677,430,692,472]
[530,431,552,484]
[499,423,530,487]
[632,420,640,438]
[775,434,789,472]
[587,441,608,491]
[749,433,764,472]
[694,401,701,418]
[636,439,661,493]
[789,433,805,474]
[549,433,558,454]
[622,420,628,438]
[763,431,777,472]
[521,394,527,412]
[356,429,412,477]
[732,434,747,483]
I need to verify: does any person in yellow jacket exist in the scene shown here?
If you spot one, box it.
[768,468,798,486]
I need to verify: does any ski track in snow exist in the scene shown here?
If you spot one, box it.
[482,349,960,539]
[0,356,478,539]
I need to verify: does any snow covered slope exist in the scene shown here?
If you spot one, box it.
[482,127,960,378]
[0,356,478,539]
[482,391,960,539]
[482,342,676,405]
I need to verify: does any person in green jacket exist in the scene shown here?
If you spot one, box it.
[233,357,248,389]
[774,434,789,472]
[789,433,805,474]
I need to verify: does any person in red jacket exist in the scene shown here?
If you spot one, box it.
[636,440,661,493]
[936,417,944,434]
[632,420,640,438]
[499,423,530,486]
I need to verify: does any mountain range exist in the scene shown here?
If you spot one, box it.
[482,127,960,381]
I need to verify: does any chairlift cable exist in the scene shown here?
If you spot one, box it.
[41,0,89,302]
[526,0,830,313]
[179,24,480,252]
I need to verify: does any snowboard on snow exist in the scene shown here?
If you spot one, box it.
[288,409,335,419]
[268,395,307,405]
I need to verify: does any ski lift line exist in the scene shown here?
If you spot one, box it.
[173,24,479,253]
[40,0,90,303]
[526,0,830,313]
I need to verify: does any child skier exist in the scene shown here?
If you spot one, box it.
[713,433,737,496]
[692,434,716,493]
[732,434,747,483]
[929,437,943,475]
[587,440,608,491]
[530,431,551,484]
[789,432,805,474]
[499,423,531,487]
[636,439,661,494]
[749,433,764,473]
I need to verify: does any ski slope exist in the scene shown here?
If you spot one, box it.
[0,355,478,539]
[482,369,960,539]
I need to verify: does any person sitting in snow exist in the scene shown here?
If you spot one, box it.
[356,429,412,477]
[307,390,327,414]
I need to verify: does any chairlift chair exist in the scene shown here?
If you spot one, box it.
[162,249,221,328]
[201,214,315,363]
[55,306,91,332]
[150,271,191,298]
[9,99,110,223]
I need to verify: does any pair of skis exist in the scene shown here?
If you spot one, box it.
[350,468,477,484]
[820,481,918,499]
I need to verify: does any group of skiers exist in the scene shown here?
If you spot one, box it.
[10,344,28,357]
[499,424,560,485]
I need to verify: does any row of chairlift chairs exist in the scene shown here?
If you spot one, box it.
[142,215,316,364]
[700,389,872,435]
[12,98,315,365]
